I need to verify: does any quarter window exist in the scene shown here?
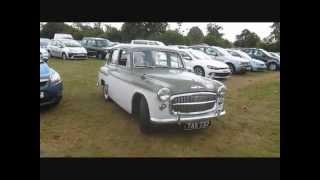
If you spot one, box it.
[180,51,192,60]
[87,40,96,47]
[118,49,129,67]
[111,49,120,64]
[169,53,183,68]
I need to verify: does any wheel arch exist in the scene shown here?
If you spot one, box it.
[131,92,148,115]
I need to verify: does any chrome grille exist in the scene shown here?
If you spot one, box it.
[170,92,217,115]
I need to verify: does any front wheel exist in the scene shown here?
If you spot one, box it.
[227,63,236,74]
[194,66,205,77]
[268,62,277,71]
[62,53,67,60]
[139,97,153,133]
[102,84,109,101]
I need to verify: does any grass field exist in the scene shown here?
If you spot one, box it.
[40,58,280,157]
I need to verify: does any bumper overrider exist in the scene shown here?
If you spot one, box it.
[150,89,226,125]
[40,79,63,106]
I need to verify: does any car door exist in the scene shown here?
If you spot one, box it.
[180,51,194,71]
[106,49,133,112]
[253,49,268,63]
[86,40,97,56]
[81,39,88,54]
[206,47,224,62]
[56,41,64,58]
[51,41,59,57]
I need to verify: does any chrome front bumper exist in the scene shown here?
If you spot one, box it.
[150,110,225,124]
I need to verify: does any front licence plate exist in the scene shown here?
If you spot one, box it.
[40,92,44,99]
[183,120,211,130]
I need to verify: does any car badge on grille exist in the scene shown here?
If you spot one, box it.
[190,85,204,89]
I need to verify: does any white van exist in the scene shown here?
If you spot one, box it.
[53,33,74,40]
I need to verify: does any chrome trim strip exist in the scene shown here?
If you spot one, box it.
[170,92,216,100]
[172,100,216,106]
[150,110,226,124]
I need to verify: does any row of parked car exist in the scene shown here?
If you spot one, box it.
[40,35,280,133]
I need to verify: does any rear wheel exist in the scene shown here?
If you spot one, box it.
[139,97,153,133]
[194,66,205,77]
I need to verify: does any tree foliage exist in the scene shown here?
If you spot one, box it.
[234,29,261,47]
[120,22,168,42]
[187,26,204,45]
[40,22,278,51]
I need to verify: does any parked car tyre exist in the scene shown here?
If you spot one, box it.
[97,53,104,59]
[139,97,153,133]
[227,63,235,74]
[268,62,277,71]
[62,53,67,60]
[194,66,205,77]
[102,84,109,101]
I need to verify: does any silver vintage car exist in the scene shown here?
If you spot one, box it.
[97,44,226,133]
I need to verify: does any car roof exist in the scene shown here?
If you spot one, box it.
[132,39,159,42]
[82,37,108,40]
[110,44,178,52]
[189,44,211,48]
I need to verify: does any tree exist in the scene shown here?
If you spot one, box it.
[121,22,168,42]
[270,22,280,42]
[99,25,122,42]
[149,30,185,45]
[40,22,69,38]
[187,26,204,45]
[233,29,261,47]
[206,23,223,38]
[203,23,232,48]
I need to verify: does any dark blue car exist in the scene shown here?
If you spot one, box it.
[40,58,63,106]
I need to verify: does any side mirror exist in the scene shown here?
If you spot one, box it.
[183,57,192,61]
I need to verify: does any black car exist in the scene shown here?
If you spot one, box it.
[81,37,112,59]
[241,48,280,71]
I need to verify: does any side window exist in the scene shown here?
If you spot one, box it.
[118,49,129,67]
[87,40,96,47]
[154,51,168,66]
[133,51,147,66]
[255,50,263,56]
[81,40,87,46]
[169,53,183,68]
[180,52,192,60]
[105,50,113,65]
[206,48,220,56]
[111,49,120,64]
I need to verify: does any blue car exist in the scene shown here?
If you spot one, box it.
[40,58,63,106]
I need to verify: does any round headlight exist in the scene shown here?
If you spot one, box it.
[217,85,226,97]
[157,88,171,101]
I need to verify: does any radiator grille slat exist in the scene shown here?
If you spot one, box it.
[170,93,217,115]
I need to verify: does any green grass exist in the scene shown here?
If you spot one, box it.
[40,58,280,157]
